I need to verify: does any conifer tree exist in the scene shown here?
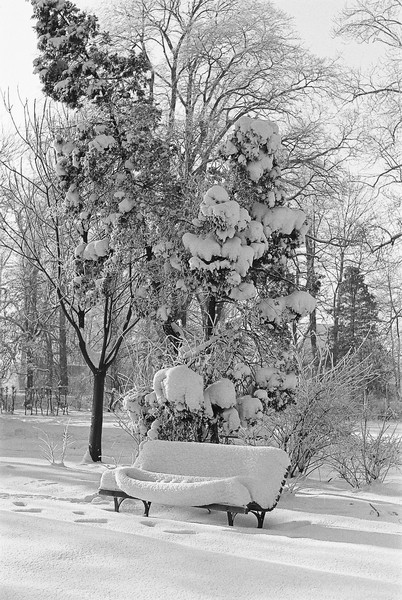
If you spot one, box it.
[331,265,389,394]
[133,116,316,443]
[333,267,379,360]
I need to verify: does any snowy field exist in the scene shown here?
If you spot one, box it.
[1,411,401,600]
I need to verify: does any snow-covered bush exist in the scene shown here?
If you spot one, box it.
[129,365,214,443]
[237,395,264,427]
[328,410,402,488]
[238,350,374,478]
[204,378,241,435]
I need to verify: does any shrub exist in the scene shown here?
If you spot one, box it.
[328,411,402,487]
[239,349,372,478]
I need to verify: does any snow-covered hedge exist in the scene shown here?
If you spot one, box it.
[123,364,300,442]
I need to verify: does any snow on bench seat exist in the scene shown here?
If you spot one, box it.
[99,440,290,527]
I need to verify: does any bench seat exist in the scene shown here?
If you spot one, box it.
[99,440,290,528]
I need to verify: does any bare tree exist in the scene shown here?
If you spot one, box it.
[108,0,340,177]
[0,101,141,461]
[335,0,402,244]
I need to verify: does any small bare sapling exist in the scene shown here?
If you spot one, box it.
[35,420,74,466]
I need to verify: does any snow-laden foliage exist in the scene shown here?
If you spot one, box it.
[50,106,183,331]
[153,365,212,415]
[31,0,148,108]
[223,116,281,183]
[30,0,315,447]
[176,115,315,422]
[258,291,316,326]
[119,115,316,442]
[28,0,187,460]
[30,0,188,337]
[124,366,213,443]
[182,116,312,301]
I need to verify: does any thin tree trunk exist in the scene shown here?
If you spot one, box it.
[387,271,401,402]
[26,346,34,389]
[59,307,68,391]
[306,234,318,361]
[45,332,54,387]
[88,369,106,462]
[204,296,217,340]
[332,252,345,365]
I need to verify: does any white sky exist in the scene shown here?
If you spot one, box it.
[0,0,385,122]
[274,0,385,67]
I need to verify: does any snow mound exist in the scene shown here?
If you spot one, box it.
[204,379,236,409]
[224,116,281,182]
[221,406,241,433]
[258,291,316,325]
[199,186,250,241]
[255,366,282,389]
[251,204,309,240]
[153,365,213,416]
[254,367,297,391]
[114,466,252,507]
[237,395,264,425]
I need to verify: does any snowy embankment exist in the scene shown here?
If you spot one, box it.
[1,412,401,600]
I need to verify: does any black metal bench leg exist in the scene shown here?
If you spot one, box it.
[250,511,266,528]
[227,511,238,526]
[142,501,151,517]
[114,497,127,512]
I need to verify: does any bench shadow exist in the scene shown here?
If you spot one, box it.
[241,518,401,550]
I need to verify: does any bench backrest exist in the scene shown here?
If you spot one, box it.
[134,440,290,508]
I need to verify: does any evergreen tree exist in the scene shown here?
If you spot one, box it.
[135,116,316,443]
[332,266,379,360]
[331,265,390,394]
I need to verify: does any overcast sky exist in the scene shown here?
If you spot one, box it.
[0,0,385,115]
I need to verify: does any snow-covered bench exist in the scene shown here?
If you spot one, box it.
[98,440,290,528]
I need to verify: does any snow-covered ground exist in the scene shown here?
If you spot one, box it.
[1,411,401,600]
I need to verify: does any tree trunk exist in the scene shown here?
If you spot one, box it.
[332,252,345,365]
[88,369,106,462]
[203,295,218,340]
[59,307,68,391]
[45,332,54,387]
[387,270,401,403]
[309,309,318,361]
[26,346,34,389]
[305,234,318,362]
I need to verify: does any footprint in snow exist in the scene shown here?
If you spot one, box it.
[163,529,197,535]
[275,520,311,531]
[140,520,156,528]
[13,501,26,507]
[72,510,85,515]
[74,518,108,524]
